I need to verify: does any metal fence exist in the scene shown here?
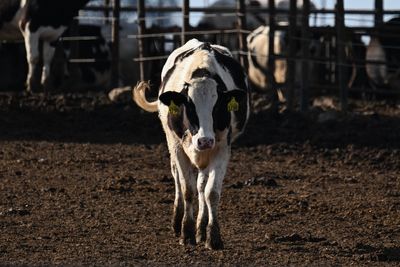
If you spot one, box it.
[74,0,400,111]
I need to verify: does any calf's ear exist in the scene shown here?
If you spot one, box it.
[159,91,187,106]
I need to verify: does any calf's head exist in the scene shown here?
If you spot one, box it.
[159,78,246,151]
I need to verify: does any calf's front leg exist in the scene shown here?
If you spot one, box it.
[204,146,231,250]
[173,150,196,245]
[196,171,208,243]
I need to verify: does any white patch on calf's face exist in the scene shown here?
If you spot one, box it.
[188,78,218,151]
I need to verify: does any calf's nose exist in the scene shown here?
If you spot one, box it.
[197,137,215,150]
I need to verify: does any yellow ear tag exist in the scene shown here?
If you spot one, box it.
[168,100,180,116]
[227,97,239,112]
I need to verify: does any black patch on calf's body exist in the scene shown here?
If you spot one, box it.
[213,74,228,92]
[184,98,199,136]
[160,47,197,93]
[213,50,250,133]
[192,68,211,79]
[0,0,20,29]
[159,91,199,138]
[213,49,247,91]
[199,42,212,51]
[213,91,231,132]
[213,89,247,133]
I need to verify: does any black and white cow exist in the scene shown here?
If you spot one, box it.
[133,39,250,249]
[0,0,90,91]
[0,23,111,91]
[366,17,400,91]
[247,25,322,102]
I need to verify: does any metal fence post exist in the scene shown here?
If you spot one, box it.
[375,0,383,27]
[300,0,310,111]
[182,0,190,45]
[237,0,247,67]
[137,0,146,81]
[287,0,297,111]
[267,0,276,90]
[335,0,347,111]
[111,0,120,88]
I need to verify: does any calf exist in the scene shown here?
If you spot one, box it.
[0,0,90,91]
[133,39,250,249]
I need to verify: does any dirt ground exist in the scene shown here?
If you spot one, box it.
[0,91,399,266]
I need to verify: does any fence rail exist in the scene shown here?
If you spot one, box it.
[3,0,397,110]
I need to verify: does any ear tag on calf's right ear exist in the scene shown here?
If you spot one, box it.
[168,100,180,116]
[227,97,239,112]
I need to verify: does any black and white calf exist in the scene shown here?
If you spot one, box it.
[0,0,90,91]
[133,39,250,249]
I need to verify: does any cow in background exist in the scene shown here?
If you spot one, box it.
[0,0,90,92]
[196,0,316,51]
[366,17,400,92]
[0,23,111,91]
[247,25,323,105]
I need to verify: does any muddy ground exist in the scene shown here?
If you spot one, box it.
[0,91,399,266]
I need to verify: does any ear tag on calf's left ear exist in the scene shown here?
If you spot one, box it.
[227,97,239,112]
[168,100,180,116]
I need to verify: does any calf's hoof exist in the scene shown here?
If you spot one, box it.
[205,237,224,250]
[205,224,224,250]
[179,235,196,246]
[196,228,207,243]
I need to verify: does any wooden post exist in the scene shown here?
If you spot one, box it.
[267,0,276,87]
[335,0,347,111]
[111,0,120,88]
[286,0,297,110]
[182,0,190,45]
[300,0,310,111]
[137,0,146,81]
[237,0,247,67]
[375,0,383,27]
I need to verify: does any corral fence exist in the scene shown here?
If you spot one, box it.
[37,1,400,111]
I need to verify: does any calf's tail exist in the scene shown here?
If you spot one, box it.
[133,81,158,113]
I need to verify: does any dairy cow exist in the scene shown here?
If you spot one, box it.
[247,25,322,103]
[366,17,400,91]
[133,39,250,249]
[0,0,90,91]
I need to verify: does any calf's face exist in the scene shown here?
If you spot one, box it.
[159,78,246,151]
